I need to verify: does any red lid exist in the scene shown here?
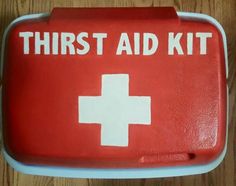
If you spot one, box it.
[2,7,227,169]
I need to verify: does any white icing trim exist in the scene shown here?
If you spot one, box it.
[1,12,228,178]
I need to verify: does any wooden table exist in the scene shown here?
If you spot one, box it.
[0,0,235,185]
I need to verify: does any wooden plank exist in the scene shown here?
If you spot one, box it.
[0,0,235,185]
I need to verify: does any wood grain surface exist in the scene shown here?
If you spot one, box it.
[0,0,235,185]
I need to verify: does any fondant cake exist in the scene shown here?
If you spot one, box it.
[1,7,228,178]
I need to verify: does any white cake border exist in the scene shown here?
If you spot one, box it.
[0,11,229,178]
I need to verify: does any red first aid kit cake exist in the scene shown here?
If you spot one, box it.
[1,7,228,178]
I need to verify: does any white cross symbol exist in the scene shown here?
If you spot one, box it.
[78,74,151,147]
